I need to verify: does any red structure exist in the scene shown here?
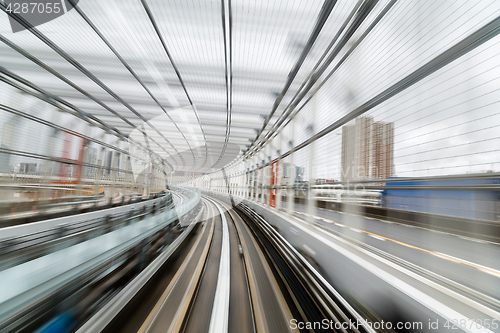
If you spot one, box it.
[269,160,278,207]
[57,131,87,184]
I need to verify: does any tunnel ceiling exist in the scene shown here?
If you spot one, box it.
[0,0,369,172]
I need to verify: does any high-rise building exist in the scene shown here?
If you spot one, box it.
[281,163,305,184]
[341,116,394,181]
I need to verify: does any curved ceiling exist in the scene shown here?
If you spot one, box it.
[0,0,390,172]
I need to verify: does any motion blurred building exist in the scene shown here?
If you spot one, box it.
[341,116,394,181]
[281,162,305,184]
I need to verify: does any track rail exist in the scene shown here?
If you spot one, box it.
[205,197,231,333]
[213,197,293,333]
[94,196,257,333]
[73,193,374,333]
[137,200,215,333]
[236,202,376,333]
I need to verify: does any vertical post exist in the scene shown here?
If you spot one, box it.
[109,152,117,204]
[265,143,271,206]
[95,146,104,195]
[261,148,266,205]
[140,149,146,195]
[145,153,152,196]
[259,149,265,204]
[109,138,120,204]
[307,89,318,224]
[250,158,255,201]
[237,167,240,197]
[78,122,92,197]
[287,116,296,216]
[276,131,283,211]
[244,161,247,199]
[245,160,249,199]
[253,159,257,200]
[241,164,244,197]
[254,157,258,201]
[125,154,132,194]
[254,160,259,201]
[160,161,166,191]
[43,117,59,194]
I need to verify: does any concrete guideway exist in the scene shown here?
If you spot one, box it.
[244,199,500,333]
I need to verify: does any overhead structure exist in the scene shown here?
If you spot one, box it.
[1,0,500,177]
[0,0,341,172]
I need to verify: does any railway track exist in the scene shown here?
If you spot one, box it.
[88,195,374,333]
